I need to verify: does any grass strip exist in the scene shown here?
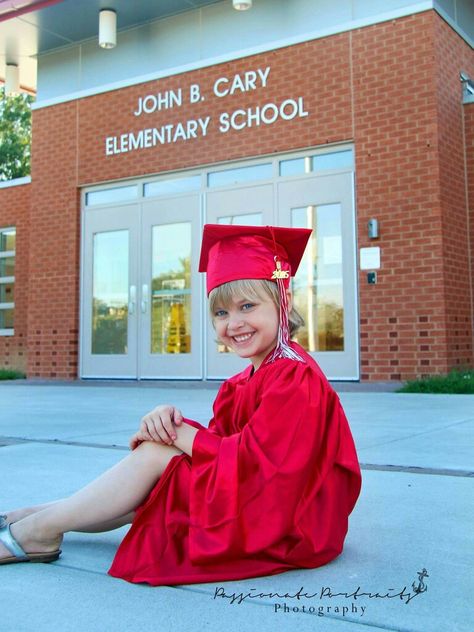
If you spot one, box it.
[0,368,26,380]
[398,369,474,394]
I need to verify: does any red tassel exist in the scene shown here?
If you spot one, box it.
[266,264,304,364]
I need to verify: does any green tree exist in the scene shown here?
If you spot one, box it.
[0,87,35,181]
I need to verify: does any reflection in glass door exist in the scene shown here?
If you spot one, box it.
[91,230,129,355]
[150,223,192,355]
[292,204,344,353]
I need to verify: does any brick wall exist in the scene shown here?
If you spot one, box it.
[434,18,474,372]
[0,182,30,373]
[24,9,474,380]
[464,101,474,359]
[27,102,80,378]
[352,12,448,380]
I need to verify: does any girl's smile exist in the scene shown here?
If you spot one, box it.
[232,332,255,343]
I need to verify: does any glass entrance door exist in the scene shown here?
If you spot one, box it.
[81,196,201,378]
[278,172,358,379]
[81,147,358,380]
[140,195,202,378]
[205,184,274,378]
[82,205,139,378]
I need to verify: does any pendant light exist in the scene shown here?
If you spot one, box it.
[5,64,20,96]
[233,0,252,10]
[99,9,117,49]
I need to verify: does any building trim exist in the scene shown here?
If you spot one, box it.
[0,176,31,189]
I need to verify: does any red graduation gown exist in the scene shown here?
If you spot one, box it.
[108,344,361,585]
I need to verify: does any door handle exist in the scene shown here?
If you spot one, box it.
[129,285,136,315]
[141,284,149,313]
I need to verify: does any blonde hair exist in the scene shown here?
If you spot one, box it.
[209,278,304,337]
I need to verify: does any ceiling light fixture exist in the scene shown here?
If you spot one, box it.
[233,0,252,10]
[99,9,117,49]
[5,64,20,96]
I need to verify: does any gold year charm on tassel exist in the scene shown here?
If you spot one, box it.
[271,259,289,280]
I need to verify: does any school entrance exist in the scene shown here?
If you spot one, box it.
[80,147,359,380]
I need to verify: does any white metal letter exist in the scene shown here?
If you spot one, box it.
[190,84,201,103]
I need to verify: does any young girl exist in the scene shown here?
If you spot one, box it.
[0,224,361,585]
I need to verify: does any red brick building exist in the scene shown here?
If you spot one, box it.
[1,0,473,381]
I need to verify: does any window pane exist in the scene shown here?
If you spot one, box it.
[86,185,138,206]
[151,223,192,355]
[312,149,353,171]
[0,229,16,252]
[280,150,353,176]
[0,308,14,329]
[92,231,129,354]
[144,175,200,197]
[0,282,14,302]
[0,256,15,277]
[208,163,272,187]
[292,204,344,352]
[279,157,312,176]
[217,212,262,226]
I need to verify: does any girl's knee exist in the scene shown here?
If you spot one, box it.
[134,440,181,460]
[133,441,183,478]
[134,440,162,456]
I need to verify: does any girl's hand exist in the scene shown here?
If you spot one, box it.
[129,430,151,451]
[132,405,184,448]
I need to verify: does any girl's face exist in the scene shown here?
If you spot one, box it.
[212,290,288,370]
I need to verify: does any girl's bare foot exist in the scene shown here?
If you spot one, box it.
[0,515,63,562]
[1,501,61,526]
[1,509,34,525]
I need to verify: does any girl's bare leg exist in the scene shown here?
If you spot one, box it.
[3,502,134,533]
[2,501,62,525]
[0,441,182,559]
[76,512,135,533]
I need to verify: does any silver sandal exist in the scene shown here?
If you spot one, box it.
[0,522,61,565]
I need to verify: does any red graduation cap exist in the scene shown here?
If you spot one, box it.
[199,224,311,294]
[199,224,312,363]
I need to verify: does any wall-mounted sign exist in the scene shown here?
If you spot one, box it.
[104,66,309,156]
[360,247,381,270]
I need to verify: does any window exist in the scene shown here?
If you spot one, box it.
[207,163,272,187]
[0,227,16,335]
[144,175,200,197]
[85,184,138,206]
[279,149,353,176]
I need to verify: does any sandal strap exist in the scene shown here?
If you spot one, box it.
[0,523,29,561]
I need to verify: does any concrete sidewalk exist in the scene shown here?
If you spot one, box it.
[0,382,472,632]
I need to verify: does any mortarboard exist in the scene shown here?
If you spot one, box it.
[199,224,311,294]
[199,224,312,363]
